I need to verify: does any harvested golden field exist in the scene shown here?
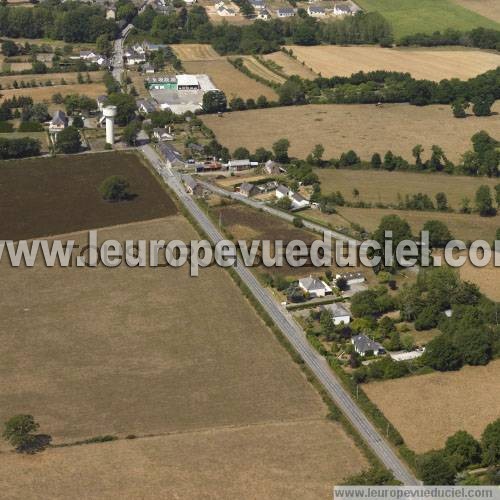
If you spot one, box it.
[202,103,500,162]
[286,45,500,81]
[240,56,286,84]
[172,43,220,61]
[0,71,104,89]
[364,360,500,453]
[452,0,500,23]
[315,169,499,208]
[0,216,334,447]
[263,51,318,79]
[460,256,500,301]
[0,419,367,499]
[304,206,500,242]
[183,58,278,100]
[0,82,106,102]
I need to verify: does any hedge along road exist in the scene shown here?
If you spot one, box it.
[140,144,419,486]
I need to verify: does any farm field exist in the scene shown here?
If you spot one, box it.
[0,152,175,241]
[354,0,500,38]
[183,58,278,100]
[263,51,318,79]
[0,419,366,499]
[202,103,500,162]
[452,0,500,23]
[364,360,500,452]
[0,131,50,153]
[0,82,106,102]
[286,45,500,81]
[314,169,499,208]
[0,71,104,89]
[310,206,500,243]
[171,43,220,61]
[239,56,286,85]
[459,257,500,301]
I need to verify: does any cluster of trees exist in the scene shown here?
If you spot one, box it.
[0,136,41,159]
[418,420,500,485]
[99,175,133,202]
[0,1,117,42]
[399,27,500,52]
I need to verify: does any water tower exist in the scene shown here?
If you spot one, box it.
[103,105,117,145]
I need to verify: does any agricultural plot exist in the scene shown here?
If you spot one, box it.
[0,152,175,241]
[314,169,499,209]
[0,82,107,102]
[0,419,366,499]
[0,131,50,154]
[286,45,500,81]
[452,0,500,23]
[364,360,500,452]
[354,0,500,38]
[0,71,104,89]
[239,56,286,85]
[202,103,500,163]
[171,43,220,61]
[263,51,319,80]
[459,258,500,301]
[183,59,278,100]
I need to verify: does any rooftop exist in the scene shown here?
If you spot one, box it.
[352,334,383,354]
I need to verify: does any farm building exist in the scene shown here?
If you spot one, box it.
[352,334,384,356]
[226,159,257,172]
[298,276,332,298]
[145,76,178,90]
[177,74,201,91]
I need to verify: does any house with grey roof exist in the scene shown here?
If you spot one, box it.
[264,159,281,175]
[227,159,256,171]
[276,7,295,17]
[153,128,174,142]
[298,276,332,298]
[239,182,258,198]
[290,192,310,211]
[333,3,353,15]
[49,110,68,132]
[158,142,185,168]
[182,174,204,195]
[307,5,326,16]
[137,99,158,115]
[352,334,384,357]
[320,302,351,325]
[275,184,290,199]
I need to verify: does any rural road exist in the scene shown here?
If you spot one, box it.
[141,144,419,486]
[199,180,358,244]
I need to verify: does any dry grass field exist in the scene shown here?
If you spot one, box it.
[0,71,104,89]
[287,45,500,81]
[240,56,286,85]
[305,206,500,243]
[0,152,175,241]
[263,51,318,79]
[203,103,500,162]
[183,59,278,100]
[0,419,366,499]
[315,169,499,208]
[452,0,500,23]
[171,43,220,61]
[0,82,106,102]
[459,257,500,301]
[364,360,500,452]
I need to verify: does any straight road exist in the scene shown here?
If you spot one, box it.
[141,144,419,486]
[199,180,358,245]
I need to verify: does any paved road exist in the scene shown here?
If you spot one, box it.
[199,180,358,245]
[141,145,419,486]
[112,23,133,82]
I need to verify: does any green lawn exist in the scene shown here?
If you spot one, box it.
[356,0,500,39]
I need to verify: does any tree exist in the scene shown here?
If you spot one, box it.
[273,138,290,164]
[472,95,494,117]
[105,93,137,126]
[422,220,453,248]
[423,335,462,371]
[373,215,412,268]
[1,40,19,57]
[122,120,140,146]
[371,152,382,169]
[482,418,500,466]
[3,415,39,451]
[275,196,292,210]
[72,115,84,129]
[56,126,81,154]
[414,305,440,331]
[412,144,424,168]
[310,144,324,166]
[99,175,132,202]
[451,98,469,118]
[435,192,448,211]
[96,34,111,57]
[233,147,250,160]
[495,184,500,207]
[475,185,497,216]
[445,431,481,471]
[454,327,492,366]
[277,76,306,106]
[418,451,456,485]
[202,89,227,113]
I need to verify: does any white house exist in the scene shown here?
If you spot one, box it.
[217,4,236,16]
[106,7,116,19]
[227,159,257,171]
[257,8,271,19]
[276,7,295,17]
[290,192,310,211]
[321,302,351,325]
[125,49,146,65]
[307,5,326,16]
[79,50,98,60]
[49,109,68,134]
[153,128,174,141]
[298,276,332,298]
[333,3,353,16]
[275,184,290,199]
[352,334,384,357]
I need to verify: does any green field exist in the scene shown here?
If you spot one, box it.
[356,0,500,38]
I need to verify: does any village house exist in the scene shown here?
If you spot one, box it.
[49,109,68,135]
[238,182,259,198]
[182,174,204,196]
[290,192,310,211]
[298,276,332,298]
[124,49,146,66]
[264,159,281,175]
[226,159,257,172]
[333,3,353,15]
[320,302,351,325]
[158,142,185,168]
[257,8,271,19]
[143,63,155,74]
[137,99,158,115]
[276,7,295,17]
[153,128,174,142]
[106,6,116,19]
[275,184,290,199]
[352,334,384,357]
[307,5,326,16]
[217,3,236,16]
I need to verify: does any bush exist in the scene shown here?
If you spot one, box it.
[0,121,14,133]
[99,175,132,202]
[293,217,304,228]
[18,121,44,132]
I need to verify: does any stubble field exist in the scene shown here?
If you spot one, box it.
[263,51,318,79]
[363,360,500,452]
[0,71,104,89]
[0,152,176,241]
[451,0,500,23]
[286,45,500,81]
[171,43,221,61]
[0,82,107,102]
[202,103,500,162]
